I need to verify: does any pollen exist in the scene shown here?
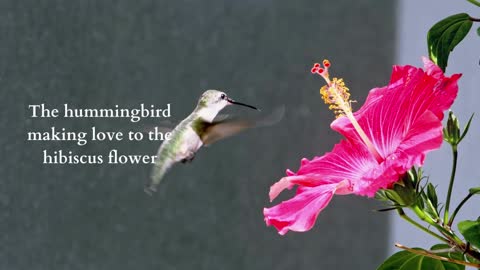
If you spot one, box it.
[311,60,352,118]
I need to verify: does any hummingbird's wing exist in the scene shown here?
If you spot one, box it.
[200,106,285,146]
[141,120,175,134]
[200,119,253,146]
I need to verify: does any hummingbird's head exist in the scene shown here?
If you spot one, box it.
[198,90,259,110]
[196,90,259,121]
[198,90,230,110]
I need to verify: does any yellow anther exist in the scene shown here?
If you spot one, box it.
[319,77,352,118]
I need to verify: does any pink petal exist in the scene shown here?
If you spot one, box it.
[355,112,441,197]
[332,60,459,159]
[296,139,377,186]
[393,110,443,167]
[268,166,329,202]
[264,181,348,235]
[422,57,442,78]
[267,138,375,205]
[269,176,299,202]
[329,60,459,196]
[263,59,461,234]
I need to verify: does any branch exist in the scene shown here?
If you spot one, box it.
[395,243,480,268]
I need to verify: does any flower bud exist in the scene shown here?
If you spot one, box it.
[375,168,418,207]
[443,111,460,144]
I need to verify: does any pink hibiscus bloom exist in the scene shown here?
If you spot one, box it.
[264,58,460,235]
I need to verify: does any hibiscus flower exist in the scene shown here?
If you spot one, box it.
[264,58,460,235]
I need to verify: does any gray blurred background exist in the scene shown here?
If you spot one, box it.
[1,1,395,269]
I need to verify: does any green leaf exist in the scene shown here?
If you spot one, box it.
[477,26,480,36]
[427,13,473,71]
[430,244,465,270]
[408,167,418,184]
[458,113,474,143]
[466,254,480,265]
[427,183,438,209]
[375,190,390,201]
[377,248,464,270]
[468,187,480,195]
[467,0,480,8]
[458,220,480,249]
[376,206,402,212]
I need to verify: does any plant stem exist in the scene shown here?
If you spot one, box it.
[444,145,458,225]
[448,192,474,226]
[467,0,480,7]
[397,209,448,243]
[410,205,465,246]
[395,243,480,268]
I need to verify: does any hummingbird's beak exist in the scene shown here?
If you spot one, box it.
[227,97,260,111]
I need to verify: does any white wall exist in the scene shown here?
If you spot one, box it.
[392,0,480,256]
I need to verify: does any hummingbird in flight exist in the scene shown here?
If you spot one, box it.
[145,89,279,194]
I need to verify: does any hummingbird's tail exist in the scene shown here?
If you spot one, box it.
[145,158,174,195]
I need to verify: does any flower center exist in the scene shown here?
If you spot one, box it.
[311,60,383,163]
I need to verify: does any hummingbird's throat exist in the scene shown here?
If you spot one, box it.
[311,60,383,163]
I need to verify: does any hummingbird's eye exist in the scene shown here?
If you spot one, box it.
[220,94,226,100]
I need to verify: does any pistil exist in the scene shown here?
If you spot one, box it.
[311,60,383,163]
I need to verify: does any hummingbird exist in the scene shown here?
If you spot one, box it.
[145,89,271,194]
